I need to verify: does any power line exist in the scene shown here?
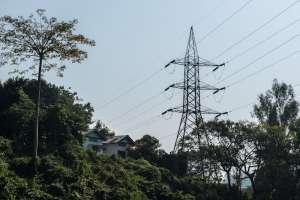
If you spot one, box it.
[194,0,227,26]
[99,0,230,111]
[212,0,300,61]
[153,1,228,70]
[97,1,220,112]
[201,47,300,101]
[142,81,300,143]
[122,93,182,134]
[124,114,161,133]
[226,49,300,88]
[200,22,300,101]
[110,90,179,132]
[163,27,227,153]
[158,102,253,141]
[113,98,170,127]
[99,2,300,135]
[228,81,300,112]
[101,1,225,126]
[154,83,300,143]
[175,1,226,44]
[227,16,300,63]
[108,91,163,124]
[200,2,300,81]
[217,33,300,85]
[228,102,254,113]
[99,67,163,110]
[197,0,255,45]
[204,50,300,100]
[105,1,300,139]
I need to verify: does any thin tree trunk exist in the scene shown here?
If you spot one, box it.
[237,170,242,200]
[34,55,43,172]
[226,170,232,190]
[249,176,257,200]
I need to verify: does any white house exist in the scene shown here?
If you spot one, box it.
[83,130,134,157]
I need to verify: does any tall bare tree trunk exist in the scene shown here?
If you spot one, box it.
[249,176,257,200]
[34,55,43,172]
[226,170,232,190]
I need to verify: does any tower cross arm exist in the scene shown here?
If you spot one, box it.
[200,106,228,118]
[162,106,228,119]
[212,62,226,72]
[162,26,228,153]
[164,58,225,69]
[200,81,226,93]
[164,81,226,94]
[161,106,184,115]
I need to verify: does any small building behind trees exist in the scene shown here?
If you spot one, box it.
[83,130,134,157]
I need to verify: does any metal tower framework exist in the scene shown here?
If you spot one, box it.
[163,26,227,153]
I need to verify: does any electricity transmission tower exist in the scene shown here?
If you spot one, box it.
[162,26,227,153]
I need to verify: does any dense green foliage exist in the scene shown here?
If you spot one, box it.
[0,10,95,164]
[129,135,188,177]
[0,78,93,156]
[92,120,115,140]
[1,9,300,200]
[198,80,300,200]
[0,78,241,200]
[1,137,247,199]
[0,137,243,200]
[1,78,300,199]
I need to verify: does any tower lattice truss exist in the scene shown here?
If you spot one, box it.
[163,26,227,153]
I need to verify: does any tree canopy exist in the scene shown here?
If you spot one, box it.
[0,9,95,75]
[0,78,93,156]
[0,78,242,200]
[0,9,95,167]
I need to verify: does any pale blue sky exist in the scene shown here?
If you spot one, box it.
[1,0,300,151]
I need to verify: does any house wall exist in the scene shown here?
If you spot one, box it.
[83,133,132,157]
[103,143,130,157]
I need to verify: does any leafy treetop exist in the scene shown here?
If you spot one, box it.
[0,9,95,76]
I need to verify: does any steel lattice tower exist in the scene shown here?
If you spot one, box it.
[163,26,227,153]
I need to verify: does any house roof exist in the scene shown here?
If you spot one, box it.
[103,135,134,145]
[84,130,134,145]
[83,129,111,139]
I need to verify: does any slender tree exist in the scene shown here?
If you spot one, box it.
[254,79,299,131]
[0,9,95,169]
[206,120,263,198]
[253,79,299,199]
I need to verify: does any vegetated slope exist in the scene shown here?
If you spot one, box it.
[0,138,240,200]
[0,78,240,200]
